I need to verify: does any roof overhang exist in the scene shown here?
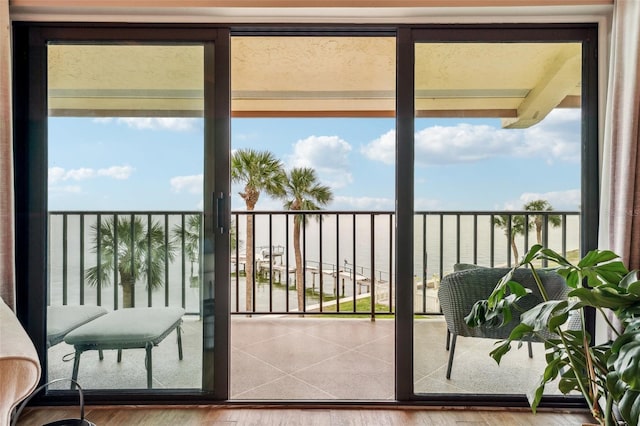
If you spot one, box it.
[47,38,581,128]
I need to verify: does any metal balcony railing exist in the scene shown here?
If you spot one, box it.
[47,210,580,317]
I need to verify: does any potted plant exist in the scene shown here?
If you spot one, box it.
[465,244,640,426]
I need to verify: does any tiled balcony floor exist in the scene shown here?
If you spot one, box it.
[47,316,562,399]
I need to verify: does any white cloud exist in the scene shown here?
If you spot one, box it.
[48,165,134,184]
[65,168,96,181]
[287,135,353,189]
[92,118,113,124]
[360,130,395,165]
[170,174,203,194]
[361,109,580,166]
[116,117,198,132]
[48,167,67,184]
[502,189,581,211]
[97,165,134,180]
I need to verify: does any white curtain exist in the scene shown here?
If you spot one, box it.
[599,0,640,271]
[0,0,15,310]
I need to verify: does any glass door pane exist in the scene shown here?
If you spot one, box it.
[229,35,396,400]
[411,42,582,396]
[46,44,207,390]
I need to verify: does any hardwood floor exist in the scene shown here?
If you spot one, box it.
[16,405,596,425]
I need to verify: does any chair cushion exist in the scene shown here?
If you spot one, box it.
[64,307,185,350]
[47,305,108,347]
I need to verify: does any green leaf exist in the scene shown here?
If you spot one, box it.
[466,277,533,329]
[610,332,640,390]
[539,248,572,268]
[578,249,620,268]
[527,378,546,414]
[505,322,535,341]
[558,369,581,394]
[607,371,640,426]
[521,244,544,264]
[556,268,581,288]
[587,260,628,286]
[570,286,640,310]
[489,340,512,364]
[517,300,569,334]
[623,271,640,293]
[542,355,566,382]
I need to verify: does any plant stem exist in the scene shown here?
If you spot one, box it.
[528,262,600,419]
[597,306,622,338]
[555,314,600,422]
[604,393,614,426]
[529,265,551,302]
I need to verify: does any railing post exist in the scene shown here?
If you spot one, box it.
[96,214,102,307]
[62,214,68,305]
[370,214,375,322]
[439,214,444,281]
[147,214,152,308]
[335,213,340,309]
[113,214,118,310]
[388,213,393,315]
[422,213,427,313]
[80,214,85,305]
[352,213,356,313]
[164,214,169,308]
[318,216,324,313]
[130,214,135,308]
[268,214,273,313]
[284,214,289,313]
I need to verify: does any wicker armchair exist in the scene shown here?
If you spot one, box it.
[437,266,571,379]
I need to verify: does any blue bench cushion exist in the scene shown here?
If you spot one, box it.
[47,305,108,347]
[64,307,185,350]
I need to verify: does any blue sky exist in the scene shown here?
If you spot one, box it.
[48,109,581,212]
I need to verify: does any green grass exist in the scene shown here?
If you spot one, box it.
[319,297,394,318]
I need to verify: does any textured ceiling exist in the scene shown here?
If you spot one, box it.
[47,37,581,128]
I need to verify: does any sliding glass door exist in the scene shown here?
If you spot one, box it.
[14,26,230,399]
[402,26,599,403]
[14,22,598,407]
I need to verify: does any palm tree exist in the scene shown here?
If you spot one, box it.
[493,214,528,263]
[172,214,241,288]
[282,167,333,312]
[172,214,201,288]
[523,199,562,245]
[231,149,286,311]
[86,216,177,308]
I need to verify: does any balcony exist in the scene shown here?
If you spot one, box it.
[46,209,580,397]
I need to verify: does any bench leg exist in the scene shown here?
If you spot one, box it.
[117,349,122,363]
[99,349,104,361]
[177,325,183,360]
[71,349,82,389]
[145,343,153,389]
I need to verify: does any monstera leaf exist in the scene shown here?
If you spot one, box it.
[465,245,640,426]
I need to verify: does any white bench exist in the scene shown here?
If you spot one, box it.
[64,307,185,389]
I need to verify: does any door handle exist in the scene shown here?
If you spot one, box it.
[215,192,225,234]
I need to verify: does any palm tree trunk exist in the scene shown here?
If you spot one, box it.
[245,213,254,312]
[510,237,520,264]
[293,221,304,312]
[536,225,543,245]
[121,274,135,308]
